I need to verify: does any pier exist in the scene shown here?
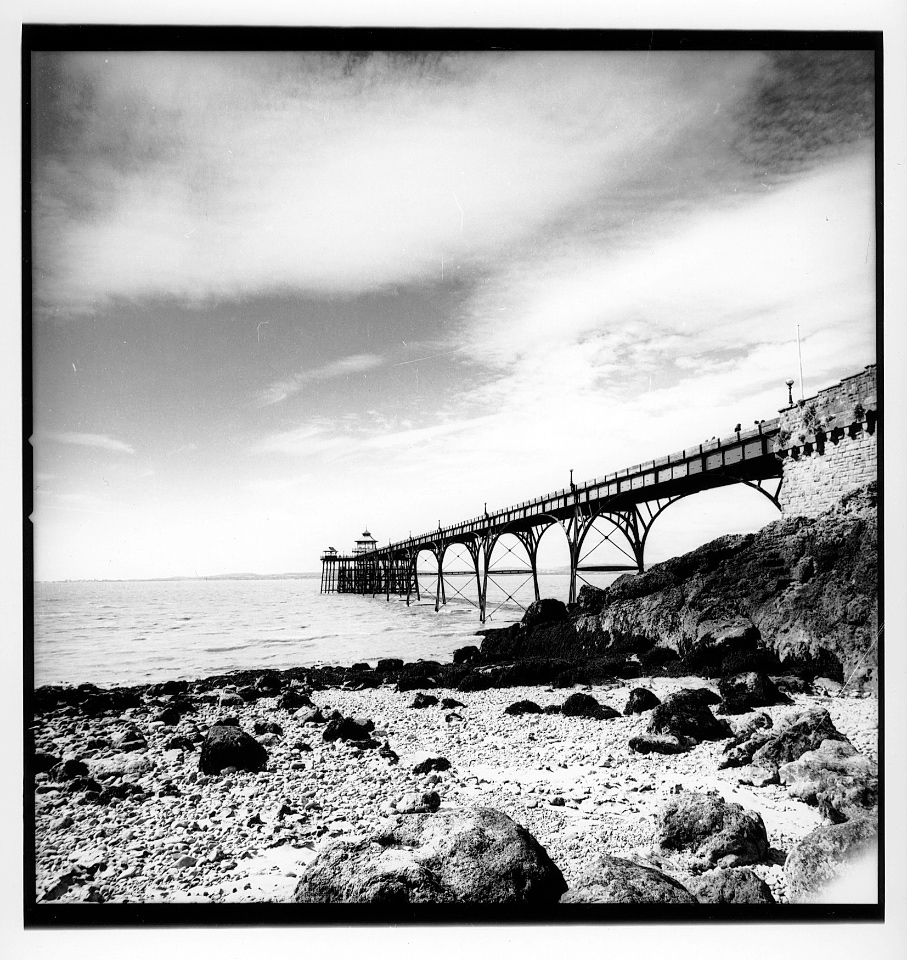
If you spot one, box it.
[321,365,877,622]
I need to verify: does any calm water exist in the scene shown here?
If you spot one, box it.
[33,572,620,689]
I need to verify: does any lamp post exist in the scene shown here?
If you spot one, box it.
[785,379,795,406]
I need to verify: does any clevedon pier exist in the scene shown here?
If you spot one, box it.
[321,366,878,622]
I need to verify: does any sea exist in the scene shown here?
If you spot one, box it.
[33,572,621,689]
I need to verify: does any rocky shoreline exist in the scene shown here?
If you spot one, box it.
[31,486,880,907]
[31,657,878,906]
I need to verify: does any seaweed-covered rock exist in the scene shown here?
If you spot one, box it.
[628,734,695,755]
[656,791,769,868]
[199,724,268,775]
[452,645,481,665]
[624,687,661,715]
[784,817,878,903]
[560,693,619,720]
[409,693,439,709]
[647,691,731,743]
[521,598,569,630]
[293,807,566,903]
[562,855,696,904]
[717,672,790,714]
[504,700,543,716]
[322,716,376,744]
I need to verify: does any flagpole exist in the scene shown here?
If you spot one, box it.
[796,324,804,401]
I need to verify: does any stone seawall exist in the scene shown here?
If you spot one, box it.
[777,365,877,518]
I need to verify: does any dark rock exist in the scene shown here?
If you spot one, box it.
[97,782,148,805]
[409,693,439,709]
[253,721,284,736]
[149,679,190,696]
[656,791,769,868]
[624,687,661,715]
[543,704,562,715]
[522,598,569,630]
[396,675,438,693]
[376,658,404,673]
[66,776,103,794]
[237,685,260,702]
[452,645,481,665]
[441,697,465,709]
[322,716,376,744]
[687,868,776,904]
[158,700,195,726]
[647,691,732,743]
[379,741,399,765]
[164,735,195,752]
[51,759,89,781]
[772,675,813,695]
[254,674,282,695]
[296,707,327,725]
[351,662,371,672]
[456,658,574,692]
[505,700,543,716]
[33,752,61,775]
[214,714,240,727]
[560,693,619,720]
[784,817,878,903]
[412,757,451,775]
[199,724,268,774]
[277,688,315,711]
[550,796,565,807]
[628,734,694,755]
[717,672,790,714]
[562,855,697,904]
[293,807,567,903]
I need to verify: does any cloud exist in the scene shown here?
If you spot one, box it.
[257,353,383,406]
[33,51,772,317]
[47,432,136,454]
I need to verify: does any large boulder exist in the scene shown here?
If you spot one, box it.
[751,707,850,769]
[522,598,569,630]
[623,687,661,715]
[293,807,566,903]
[560,692,619,720]
[687,868,775,904]
[656,792,769,869]
[198,724,268,774]
[647,691,731,743]
[779,740,878,823]
[561,855,696,904]
[784,817,878,903]
[717,672,790,714]
[452,645,481,665]
[718,707,850,773]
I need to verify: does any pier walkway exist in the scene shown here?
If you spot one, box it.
[321,418,786,621]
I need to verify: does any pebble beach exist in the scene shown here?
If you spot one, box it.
[32,673,878,906]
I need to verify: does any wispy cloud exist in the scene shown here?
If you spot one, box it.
[257,353,383,406]
[33,51,774,317]
[47,432,136,454]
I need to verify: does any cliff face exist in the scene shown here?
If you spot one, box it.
[573,483,878,689]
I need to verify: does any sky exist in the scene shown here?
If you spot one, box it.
[29,47,878,581]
